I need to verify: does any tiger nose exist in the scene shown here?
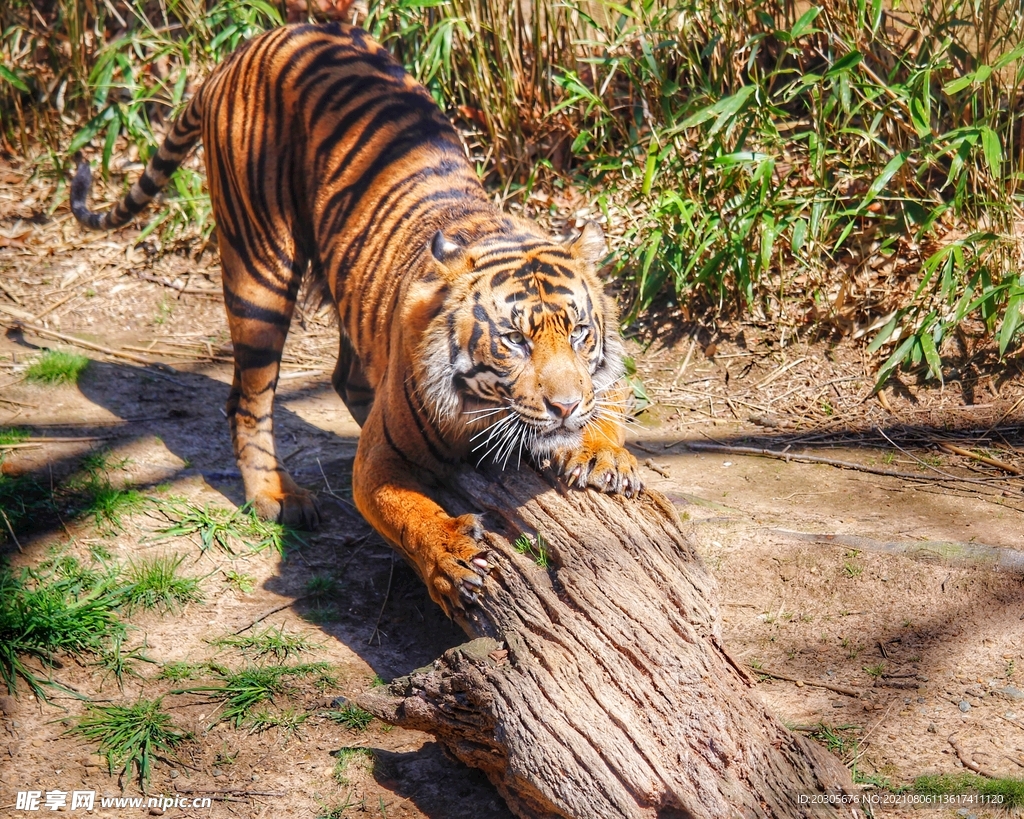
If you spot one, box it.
[545,397,580,420]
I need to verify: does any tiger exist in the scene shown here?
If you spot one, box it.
[70,22,641,616]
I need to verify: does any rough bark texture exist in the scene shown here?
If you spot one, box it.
[357,465,858,818]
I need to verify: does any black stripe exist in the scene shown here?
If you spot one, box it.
[403,378,455,466]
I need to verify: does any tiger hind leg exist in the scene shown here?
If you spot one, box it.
[221,243,320,529]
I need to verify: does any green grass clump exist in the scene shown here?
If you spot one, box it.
[332,747,375,785]
[72,450,146,531]
[156,499,290,555]
[120,553,203,613]
[0,427,28,446]
[326,703,374,731]
[0,562,124,698]
[68,698,191,787]
[208,625,322,663]
[25,350,90,385]
[178,662,334,728]
[84,484,146,530]
[247,706,308,734]
[158,661,207,682]
[913,773,1024,807]
[513,532,550,568]
[223,569,256,594]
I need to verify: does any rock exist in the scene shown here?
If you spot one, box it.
[958,700,971,713]
[0,696,17,715]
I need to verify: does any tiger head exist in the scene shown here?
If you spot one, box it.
[416,221,626,464]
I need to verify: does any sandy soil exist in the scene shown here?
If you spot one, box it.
[1,155,1023,818]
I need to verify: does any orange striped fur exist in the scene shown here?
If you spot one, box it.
[71,23,640,615]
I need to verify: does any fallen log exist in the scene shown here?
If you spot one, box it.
[357,464,857,818]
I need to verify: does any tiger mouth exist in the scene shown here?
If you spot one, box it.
[465,402,585,463]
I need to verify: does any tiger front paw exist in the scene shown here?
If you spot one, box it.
[424,513,492,616]
[553,442,642,497]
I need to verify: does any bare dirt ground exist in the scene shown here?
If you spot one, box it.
[1,154,1024,819]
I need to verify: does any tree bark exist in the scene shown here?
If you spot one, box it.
[357,465,858,818]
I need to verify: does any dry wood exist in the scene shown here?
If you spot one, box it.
[752,666,862,698]
[936,441,1023,475]
[132,270,222,297]
[358,465,856,818]
[0,278,23,304]
[948,735,1000,779]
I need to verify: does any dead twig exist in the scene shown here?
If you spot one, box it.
[948,734,1001,779]
[751,666,862,698]
[173,789,287,797]
[0,278,23,304]
[643,458,670,478]
[368,552,396,646]
[133,271,222,297]
[232,601,302,636]
[937,441,1023,476]
[0,508,23,552]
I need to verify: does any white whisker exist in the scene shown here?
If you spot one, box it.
[462,405,507,416]
[470,412,515,443]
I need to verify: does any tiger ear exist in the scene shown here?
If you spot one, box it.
[567,221,607,267]
[430,231,472,278]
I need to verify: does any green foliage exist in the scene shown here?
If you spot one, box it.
[120,553,203,613]
[158,660,207,681]
[208,625,323,663]
[223,569,257,594]
[0,561,124,698]
[247,706,308,734]
[156,498,290,555]
[326,703,375,730]
[68,698,191,787]
[913,772,1024,807]
[332,747,375,785]
[0,427,28,446]
[73,450,145,531]
[513,532,550,568]
[177,662,335,728]
[5,0,1023,380]
[25,350,90,385]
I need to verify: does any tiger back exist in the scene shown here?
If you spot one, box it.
[71,22,641,615]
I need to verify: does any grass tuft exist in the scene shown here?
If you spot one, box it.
[247,706,308,734]
[913,772,1024,807]
[156,499,291,555]
[0,562,124,698]
[68,698,191,787]
[0,427,28,446]
[120,553,203,613]
[332,747,375,785]
[177,662,335,728]
[208,625,322,663]
[326,703,374,731]
[25,350,90,385]
[513,532,550,568]
[158,661,207,682]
